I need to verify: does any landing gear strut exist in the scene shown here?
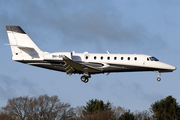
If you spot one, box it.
[157,72,161,81]
[81,76,89,83]
[154,71,161,81]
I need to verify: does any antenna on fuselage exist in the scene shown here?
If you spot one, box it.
[107,51,110,54]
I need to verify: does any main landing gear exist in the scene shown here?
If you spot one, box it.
[81,76,89,83]
[81,71,91,83]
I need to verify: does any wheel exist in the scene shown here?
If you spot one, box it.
[84,78,89,83]
[157,77,161,81]
[81,76,86,82]
[81,76,89,83]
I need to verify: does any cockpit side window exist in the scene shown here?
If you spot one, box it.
[149,57,159,61]
[149,57,153,61]
[152,57,159,61]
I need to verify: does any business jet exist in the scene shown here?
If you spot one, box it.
[6,26,176,83]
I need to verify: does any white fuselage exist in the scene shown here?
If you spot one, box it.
[6,26,176,82]
[36,51,176,74]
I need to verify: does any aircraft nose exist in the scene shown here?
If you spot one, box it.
[171,66,176,71]
[160,62,176,72]
[167,64,176,71]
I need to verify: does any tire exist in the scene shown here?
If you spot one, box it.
[157,77,161,81]
[81,76,89,83]
[81,76,86,82]
[84,78,89,83]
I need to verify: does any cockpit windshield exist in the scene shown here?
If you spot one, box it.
[148,57,159,61]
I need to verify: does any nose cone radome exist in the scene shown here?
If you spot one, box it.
[165,64,176,72]
[159,62,176,72]
[170,65,176,71]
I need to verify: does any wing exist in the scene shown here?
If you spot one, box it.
[62,55,102,75]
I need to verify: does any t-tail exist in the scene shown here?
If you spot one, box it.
[6,26,43,60]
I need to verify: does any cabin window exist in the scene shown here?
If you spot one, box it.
[101,56,103,60]
[134,57,137,61]
[107,57,110,60]
[114,57,117,60]
[121,57,123,60]
[147,58,149,61]
[94,56,96,60]
[128,57,130,60]
[85,56,88,59]
[16,53,18,55]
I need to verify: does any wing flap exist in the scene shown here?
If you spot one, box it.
[62,55,102,75]
[64,62,74,75]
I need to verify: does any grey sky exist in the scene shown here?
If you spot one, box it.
[0,0,180,112]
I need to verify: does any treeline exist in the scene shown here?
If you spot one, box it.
[0,95,180,120]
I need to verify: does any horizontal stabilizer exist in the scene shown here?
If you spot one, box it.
[6,44,34,49]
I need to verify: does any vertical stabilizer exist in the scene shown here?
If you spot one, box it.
[6,26,43,60]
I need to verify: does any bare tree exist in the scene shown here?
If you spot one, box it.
[134,110,151,120]
[112,106,125,120]
[74,106,84,119]
[0,111,14,120]
[0,95,75,120]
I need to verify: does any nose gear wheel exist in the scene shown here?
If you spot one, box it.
[157,77,161,81]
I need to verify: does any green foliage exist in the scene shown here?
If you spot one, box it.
[80,99,115,119]
[119,110,134,120]
[83,99,112,115]
[150,95,180,120]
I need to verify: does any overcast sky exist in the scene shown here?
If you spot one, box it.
[0,0,180,112]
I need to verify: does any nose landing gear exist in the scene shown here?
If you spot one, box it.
[154,71,161,81]
[157,77,161,81]
[156,72,161,81]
